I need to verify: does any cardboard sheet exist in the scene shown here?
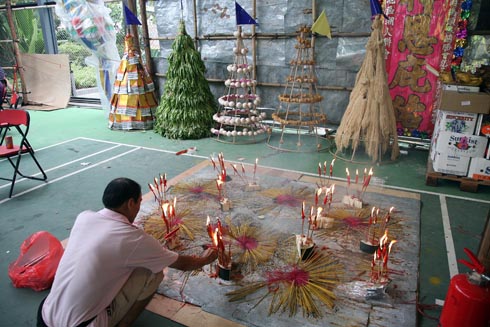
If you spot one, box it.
[20,54,71,110]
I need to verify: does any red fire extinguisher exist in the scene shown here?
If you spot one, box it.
[439,248,490,327]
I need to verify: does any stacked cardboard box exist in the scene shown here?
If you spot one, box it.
[431,88,490,177]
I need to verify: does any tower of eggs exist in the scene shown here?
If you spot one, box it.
[212,26,267,144]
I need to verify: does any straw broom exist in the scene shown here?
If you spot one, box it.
[335,16,399,162]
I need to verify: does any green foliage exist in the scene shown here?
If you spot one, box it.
[58,41,96,88]
[154,20,217,140]
[13,10,44,54]
[72,64,97,89]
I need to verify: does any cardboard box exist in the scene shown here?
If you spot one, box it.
[433,151,470,176]
[475,114,490,137]
[434,110,478,135]
[439,90,490,114]
[435,131,488,157]
[442,83,480,93]
[468,157,490,181]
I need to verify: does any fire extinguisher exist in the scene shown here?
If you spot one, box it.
[439,248,490,327]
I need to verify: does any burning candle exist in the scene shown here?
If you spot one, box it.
[346,168,350,187]
[355,169,359,184]
[329,159,335,177]
[210,156,217,170]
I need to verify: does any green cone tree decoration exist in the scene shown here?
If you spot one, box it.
[154,20,217,139]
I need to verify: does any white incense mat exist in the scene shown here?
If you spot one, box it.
[136,161,420,327]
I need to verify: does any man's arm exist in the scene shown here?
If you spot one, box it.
[169,248,218,271]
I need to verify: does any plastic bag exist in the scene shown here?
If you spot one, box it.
[8,231,64,291]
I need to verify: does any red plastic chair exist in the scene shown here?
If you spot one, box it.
[0,109,47,197]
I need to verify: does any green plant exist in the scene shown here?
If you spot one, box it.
[13,9,44,54]
[58,40,96,88]
[72,64,96,89]
[154,20,217,139]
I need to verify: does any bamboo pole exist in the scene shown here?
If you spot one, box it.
[138,0,153,75]
[252,0,257,82]
[6,0,28,103]
[150,31,370,41]
[127,0,140,52]
[311,0,316,58]
[153,73,352,91]
[192,0,198,50]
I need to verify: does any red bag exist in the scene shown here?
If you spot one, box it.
[8,231,64,291]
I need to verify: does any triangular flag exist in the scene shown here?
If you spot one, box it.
[124,4,142,26]
[236,1,257,25]
[311,9,331,39]
[369,0,386,18]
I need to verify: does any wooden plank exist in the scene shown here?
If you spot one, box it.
[425,157,490,192]
[146,294,245,327]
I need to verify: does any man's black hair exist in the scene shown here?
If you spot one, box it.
[102,178,141,208]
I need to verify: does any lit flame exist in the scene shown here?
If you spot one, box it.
[368,167,373,176]
[379,229,388,247]
[212,227,219,247]
[162,203,170,217]
[388,240,397,253]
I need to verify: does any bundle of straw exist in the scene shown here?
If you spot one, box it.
[226,251,342,318]
[334,16,399,162]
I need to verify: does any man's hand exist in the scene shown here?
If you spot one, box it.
[202,248,218,265]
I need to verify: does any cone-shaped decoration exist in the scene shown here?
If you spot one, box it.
[109,34,158,130]
[154,20,217,139]
[334,16,399,162]
[236,1,257,25]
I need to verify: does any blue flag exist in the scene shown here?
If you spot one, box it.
[369,0,387,18]
[124,4,142,26]
[236,1,257,25]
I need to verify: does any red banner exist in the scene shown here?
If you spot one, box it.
[384,0,461,138]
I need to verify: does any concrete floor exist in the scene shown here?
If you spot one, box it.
[0,107,489,326]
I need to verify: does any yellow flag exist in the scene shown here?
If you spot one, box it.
[311,9,332,39]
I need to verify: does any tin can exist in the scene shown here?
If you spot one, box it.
[5,136,13,149]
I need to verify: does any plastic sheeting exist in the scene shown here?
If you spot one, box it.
[154,0,374,124]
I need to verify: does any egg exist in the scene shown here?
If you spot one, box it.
[233,31,240,37]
